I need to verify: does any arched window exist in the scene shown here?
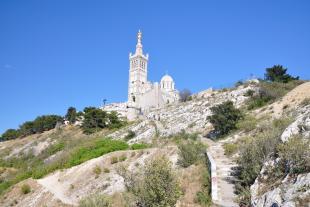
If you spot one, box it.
[132,96,136,102]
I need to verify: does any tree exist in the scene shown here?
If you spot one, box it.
[1,129,20,140]
[19,121,35,137]
[179,89,192,102]
[65,107,77,124]
[264,65,299,83]
[107,111,124,129]
[82,107,108,134]
[32,115,63,133]
[208,101,243,136]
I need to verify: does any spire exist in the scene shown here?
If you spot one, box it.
[135,30,143,55]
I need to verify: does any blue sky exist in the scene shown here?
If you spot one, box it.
[1,0,310,134]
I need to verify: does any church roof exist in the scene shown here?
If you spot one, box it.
[161,74,174,82]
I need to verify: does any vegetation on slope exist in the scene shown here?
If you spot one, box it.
[0,128,148,196]
[0,106,126,141]
[208,101,243,137]
[1,115,63,141]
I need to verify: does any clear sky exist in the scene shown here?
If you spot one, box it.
[1,0,310,134]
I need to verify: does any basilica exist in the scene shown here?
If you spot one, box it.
[127,31,179,120]
[103,31,179,120]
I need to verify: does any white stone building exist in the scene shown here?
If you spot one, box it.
[127,31,179,120]
[102,31,179,120]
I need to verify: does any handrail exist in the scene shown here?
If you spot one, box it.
[206,150,218,201]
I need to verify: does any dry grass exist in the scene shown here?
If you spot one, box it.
[178,164,205,206]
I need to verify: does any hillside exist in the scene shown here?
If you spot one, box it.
[0,80,309,207]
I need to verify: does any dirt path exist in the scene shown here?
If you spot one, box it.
[202,137,238,207]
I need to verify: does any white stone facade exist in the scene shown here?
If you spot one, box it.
[127,31,179,120]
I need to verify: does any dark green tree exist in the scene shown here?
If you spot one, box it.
[208,101,243,136]
[19,121,35,137]
[32,115,63,133]
[1,129,20,140]
[65,107,77,124]
[264,65,299,83]
[82,107,108,134]
[108,111,124,129]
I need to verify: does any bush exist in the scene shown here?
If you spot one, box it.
[179,89,192,102]
[21,184,31,194]
[236,115,257,132]
[119,155,127,162]
[103,168,110,173]
[136,156,181,206]
[93,165,102,177]
[130,143,149,150]
[277,137,310,174]
[68,139,129,167]
[208,101,243,136]
[118,156,181,206]
[235,117,293,205]
[177,141,205,168]
[247,81,302,110]
[124,130,136,141]
[264,65,299,83]
[45,141,65,156]
[79,194,111,207]
[244,89,255,97]
[110,157,118,164]
[223,143,238,156]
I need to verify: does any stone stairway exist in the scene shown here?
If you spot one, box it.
[202,138,238,207]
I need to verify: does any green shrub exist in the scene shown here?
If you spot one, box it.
[223,143,238,156]
[136,156,181,206]
[247,81,302,110]
[45,141,65,156]
[171,130,198,142]
[79,194,111,207]
[124,130,136,141]
[244,89,255,97]
[208,101,243,136]
[68,139,129,167]
[103,168,110,173]
[235,117,293,205]
[21,184,31,194]
[119,155,127,162]
[130,143,149,150]
[236,115,257,132]
[110,157,118,164]
[177,141,205,168]
[277,137,310,174]
[93,165,102,177]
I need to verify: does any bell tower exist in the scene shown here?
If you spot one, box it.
[128,30,149,106]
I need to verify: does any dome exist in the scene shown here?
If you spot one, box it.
[161,75,174,83]
[160,74,175,91]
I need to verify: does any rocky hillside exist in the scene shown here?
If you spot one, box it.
[0,80,309,207]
